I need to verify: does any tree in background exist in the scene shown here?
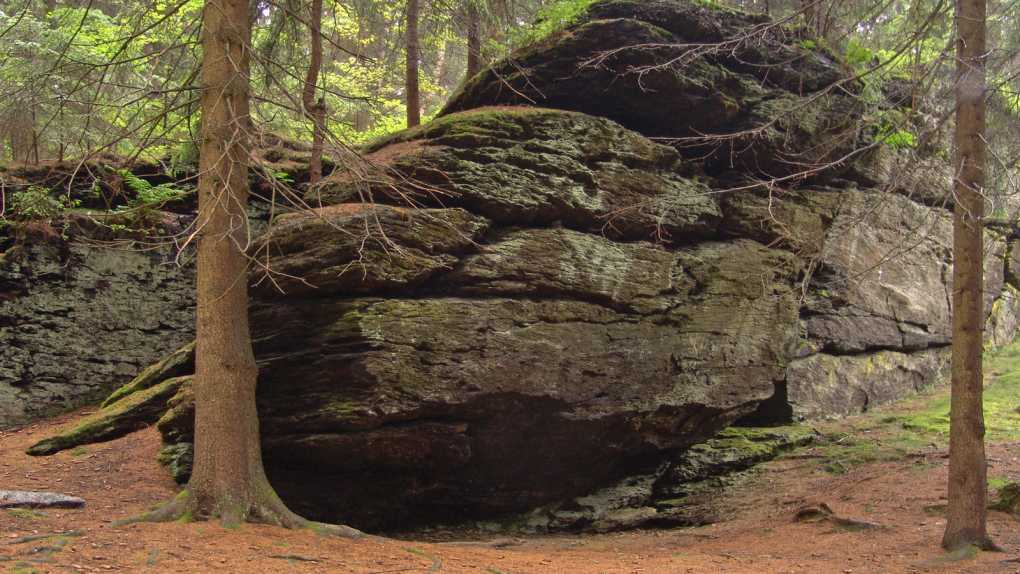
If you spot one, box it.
[303,0,327,185]
[943,0,994,551]
[465,0,482,77]
[406,0,421,127]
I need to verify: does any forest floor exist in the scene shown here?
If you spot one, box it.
[5,349,1020,573]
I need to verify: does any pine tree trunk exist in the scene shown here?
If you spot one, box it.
[188,0,269,525]
[466,1,482,78]
[943,0,992,552]
[122,0,359,536]
[406,0,421,128]
[302,0,326,186]
[117,0,357,536]
[9,109,34,163]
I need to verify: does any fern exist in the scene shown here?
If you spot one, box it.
[117,169,187,208]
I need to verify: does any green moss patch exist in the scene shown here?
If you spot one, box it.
[101,341,194,407]
[26,376,190,456]
[787,340,1020,474]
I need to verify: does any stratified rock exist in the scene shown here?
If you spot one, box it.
[262,263,794,526]
[314,108,722,242]
[101,342,195,407]
[849,145,954,207]
[0,240,194,428]
[784,349,948,419]
[800,191,954,354]
[443,227,678,313]
[504,425,817,533]
[130,228,800,529]
[441,1,864,176]
[658,426,819,485]
[797,191,1006,359]
[251,204,489,298]
[720,187,840,257]
[27,376,190,456]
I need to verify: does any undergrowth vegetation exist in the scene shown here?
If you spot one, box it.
[785,342,1020,475]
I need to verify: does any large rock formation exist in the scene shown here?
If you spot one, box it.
[441,0,864,178]
[17,0,1020,532]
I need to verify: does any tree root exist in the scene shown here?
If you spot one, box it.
[114,489,364,539]
[794,502,885,531]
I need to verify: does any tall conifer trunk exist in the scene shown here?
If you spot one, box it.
[303,0,326,186]
[943,0,993,552]
[127,0,356,535]
[188,0,269,523]
[406,0,421,127]
[466,1,482,78]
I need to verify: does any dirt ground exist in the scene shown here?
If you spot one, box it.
[2,409,1020,574]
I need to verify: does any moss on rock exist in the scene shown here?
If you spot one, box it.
[26,376,190,456]
[101,342,194,407]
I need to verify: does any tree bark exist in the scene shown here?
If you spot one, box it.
[466,1,482,78]
[190,0,270,525]
[133,0,304,528]
[405,0,421,128]
[943,0,993,552]
[9,105,35,163]
[120,0,359,537]
[302,0,326,186]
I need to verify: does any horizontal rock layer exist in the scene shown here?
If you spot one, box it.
[14,0,1020,534]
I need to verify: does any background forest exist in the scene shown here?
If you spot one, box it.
[1,0,1019,181]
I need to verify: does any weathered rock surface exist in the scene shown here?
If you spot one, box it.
[313,107,721,241]
[147,235,801,528]
[0,490,85,509]
[785,349,949,419]
[441,0,864,177]
[16,0,1020,534]
[0,239,195,428]
[498,425,818,533]
[26,375,190,456]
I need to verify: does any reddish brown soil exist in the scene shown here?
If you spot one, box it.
[2,410,1019,573]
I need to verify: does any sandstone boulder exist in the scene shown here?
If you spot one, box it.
[18,0,1020,534]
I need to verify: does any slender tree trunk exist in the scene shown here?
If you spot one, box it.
[405,0,421,128]
[466,1,482,78]
[302,0,326,186]
[9,111,34,164]
[123,0,358,537]
[943,0,993,552]
[30,107,39,164]
[134,0,297,527]
[189,0,270,525]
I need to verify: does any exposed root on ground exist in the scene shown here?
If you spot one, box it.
[115,489,364,539]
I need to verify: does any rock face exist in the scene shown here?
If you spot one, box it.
[16,0,1020,533]
[441,0,864,178]
[0,235,195,427]
[243,107,803,528]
